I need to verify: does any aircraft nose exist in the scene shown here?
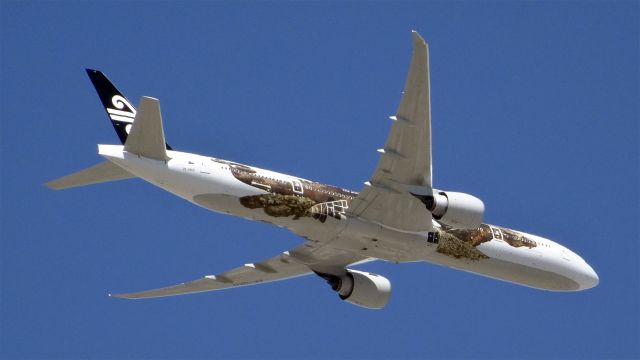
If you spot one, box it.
[576,262,599,290]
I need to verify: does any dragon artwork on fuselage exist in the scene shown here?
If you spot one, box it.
[217,159,538,261]
[227,162,356,223]
[435,224,537,260]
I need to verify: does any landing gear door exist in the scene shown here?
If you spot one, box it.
[291,179,304,195]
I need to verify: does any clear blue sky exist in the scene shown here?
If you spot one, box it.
[1,2,638,359]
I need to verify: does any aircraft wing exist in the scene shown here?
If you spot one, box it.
[112,242,369,299]
[348,31,433,232]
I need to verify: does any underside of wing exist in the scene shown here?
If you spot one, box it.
[46,161,134,190]
[349,31,433,232]
[111,254,309,299]
[112,242,369,299]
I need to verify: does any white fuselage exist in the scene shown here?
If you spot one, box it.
[99,144,599,292]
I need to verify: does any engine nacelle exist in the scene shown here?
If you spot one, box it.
[317,269,391,309]
[425,191,485,229]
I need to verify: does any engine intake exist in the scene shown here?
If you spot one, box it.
[317,269,391,309]
[417,190,485,229]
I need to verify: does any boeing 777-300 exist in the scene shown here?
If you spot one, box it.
[46,31,598,309]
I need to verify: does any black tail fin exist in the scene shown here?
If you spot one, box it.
[86,69,136,145]
[86,69,172,149]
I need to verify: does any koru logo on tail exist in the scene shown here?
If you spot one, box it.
[107,95,136,133]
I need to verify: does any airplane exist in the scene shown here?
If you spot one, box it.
[46,31,599,309]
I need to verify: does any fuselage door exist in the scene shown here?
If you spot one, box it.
[291,179,304,195]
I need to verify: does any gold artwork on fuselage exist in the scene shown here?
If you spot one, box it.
[239,194,316,219]
[436,224,538,260]
[499,227,537,248]
[309,200,349,223]
[225,161,355,222]
[436,228,491,260]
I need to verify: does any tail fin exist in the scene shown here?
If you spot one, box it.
[86,69,136,145]
[86,69,172,150]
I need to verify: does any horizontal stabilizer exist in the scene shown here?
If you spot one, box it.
[46,161,133,190]
[124,97,169,161]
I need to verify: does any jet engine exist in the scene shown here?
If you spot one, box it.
[418,190,485,229]
[316,269,391,309]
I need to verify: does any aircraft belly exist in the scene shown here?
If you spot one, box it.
[327,217,436,263]
[191,191,433,261]
[429,255,580,291]
[423,231,581,291]
[191,193,344,242]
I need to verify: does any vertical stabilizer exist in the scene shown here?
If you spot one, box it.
[86,69,136,144]
[86,69,173,150]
